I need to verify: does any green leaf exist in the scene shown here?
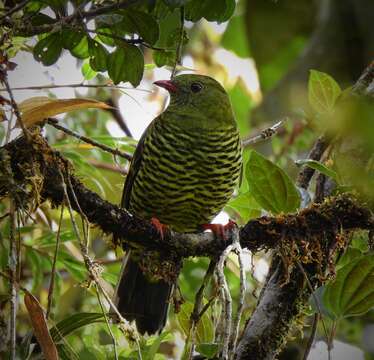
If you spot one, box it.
[69,35,89,59]
[95,13,123,26]
[323,254,374,319]
[308,70,342,114]
[33,33,62,66]
[246,150,300,214]
[295,159,338,182]
[88,40,108,72]
[196,343,220,359]
[144,332,173,360]
[221,16,250,58]
[177,301,214,344]
[108,44,144,86]
[226,191,261,223]
[61,28,85,50]
[153,49,175,67]
[31,13,56,26]
[96,27,116,46]
[50,313,105,342]
[163,0,188,8]
[185,0,235,23]
[155,9,181,48]
[57,344,80,360]
[81,61,97,80]
[121,10,160,45]
[27,249,44,292]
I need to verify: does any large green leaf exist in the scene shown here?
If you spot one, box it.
[88,39,108,72]
[308,70,342,115]
[69,35,89,59]
[226,191,261,223]
[108,44,144,86]
[50,313,105,342]
[33,33,62,66]
[177,301,214,344]
[196,343,220,359]
[185,0,235,23]
[61,28,84,50]
[323,254,374,319]
[155,8,181,49]
[121,10,160,45]
[246,150,300,214]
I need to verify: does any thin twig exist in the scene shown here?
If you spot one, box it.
[0,212,10,221]
[47,119,133,161]
[59,169,140,352]
[184,260,217,359]
[8,201,17,360]
[0,0,29,21]
[86,29,169,51]
[302,313,319,360]
[296,261,329,343]
[241,119,285,147]
[106,95,132,138]
[230,229,247,358]
[88,159,128,175]
[0,83,152,92]
[46,204,64,319]
[1,70,30,141]
[96,285,118,360]
[216,244,234,360]
[171,6,185,78]
[3,0,142,36]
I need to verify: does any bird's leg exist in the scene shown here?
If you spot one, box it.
[151,217,169,240]
[201,220,237,241]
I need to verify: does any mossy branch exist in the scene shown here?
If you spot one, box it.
[1,132,372,260]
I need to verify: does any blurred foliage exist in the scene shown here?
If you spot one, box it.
[0,0,373,359]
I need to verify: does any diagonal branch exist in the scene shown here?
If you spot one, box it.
[1,132,372,260]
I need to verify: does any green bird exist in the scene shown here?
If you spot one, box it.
[114,74,242,334]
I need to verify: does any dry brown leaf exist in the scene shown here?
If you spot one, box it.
[24,290,59,360]
[18,97,111,127]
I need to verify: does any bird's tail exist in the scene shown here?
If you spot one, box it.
[114,251,173,334]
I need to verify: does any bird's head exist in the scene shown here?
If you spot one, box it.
[154,74,235,127]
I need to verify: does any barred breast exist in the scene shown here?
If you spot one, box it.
[128,119,242,233]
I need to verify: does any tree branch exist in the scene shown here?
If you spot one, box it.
[1,132,372,260]
[1,0,142,36]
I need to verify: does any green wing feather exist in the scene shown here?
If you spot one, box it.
[120,120,155,209]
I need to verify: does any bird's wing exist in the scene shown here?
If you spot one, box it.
[120,118,155,209]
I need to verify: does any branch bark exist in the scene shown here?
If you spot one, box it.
[1,132,372,260]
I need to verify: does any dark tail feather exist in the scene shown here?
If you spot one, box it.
[114,252,172,335]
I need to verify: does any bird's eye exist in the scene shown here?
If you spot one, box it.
[190,82,203,93]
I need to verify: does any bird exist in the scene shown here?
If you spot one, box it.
[113,74,242,335]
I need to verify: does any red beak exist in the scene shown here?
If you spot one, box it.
[154,80,178,93]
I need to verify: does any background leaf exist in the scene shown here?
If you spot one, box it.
[308,70,342,114]
[33,33,62,66]
[177,301,214,344]
[246,150,300,214]
[108,44,144,86]
[323,254,374,319]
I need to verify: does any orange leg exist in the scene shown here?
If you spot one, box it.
[201,220,237,241]
[151,217,169,240]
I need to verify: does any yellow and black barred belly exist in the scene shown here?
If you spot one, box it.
[128,118,242,233]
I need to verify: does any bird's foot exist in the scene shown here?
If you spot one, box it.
[151,217,169,240]
[201,220,237,241]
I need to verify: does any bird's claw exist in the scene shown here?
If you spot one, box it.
[201,220,237,241]
[151,217,169,240]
